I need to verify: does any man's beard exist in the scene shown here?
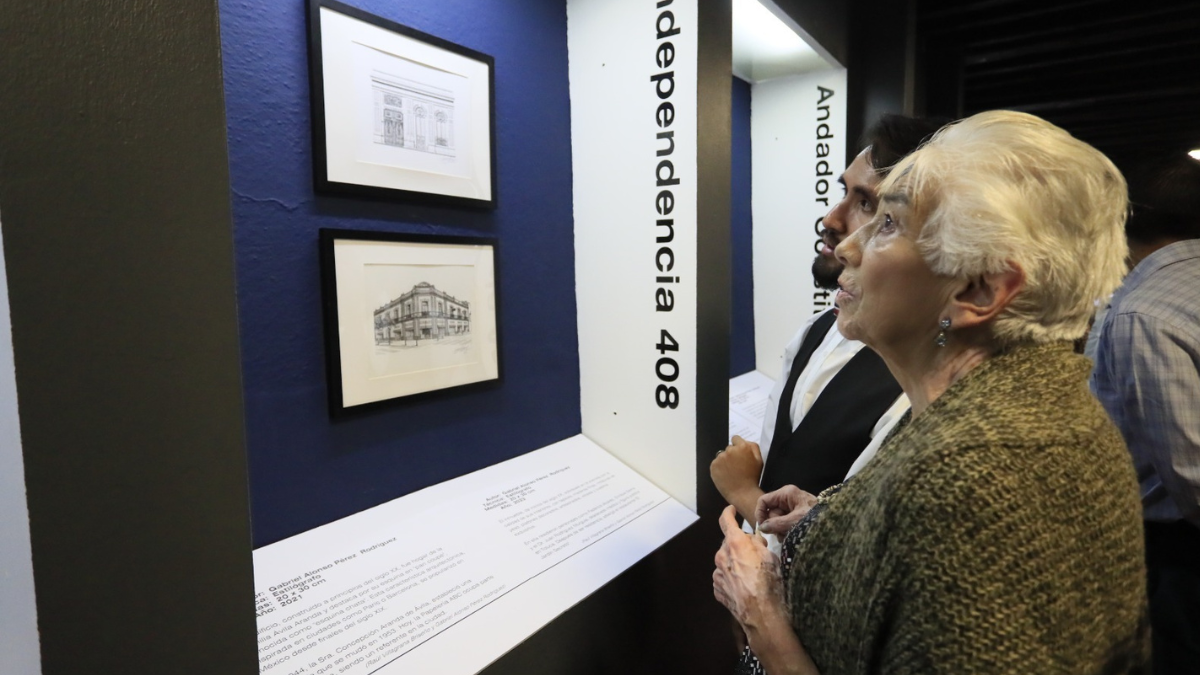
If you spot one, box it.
[811,253,843,290]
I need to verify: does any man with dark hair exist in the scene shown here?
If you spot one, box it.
[1091,153,1200,673]
[711,115,947,525]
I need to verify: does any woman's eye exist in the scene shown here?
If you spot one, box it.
[859,199,874,212]
[880,214,895,231]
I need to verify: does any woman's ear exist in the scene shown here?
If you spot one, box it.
[946,262,1025,330]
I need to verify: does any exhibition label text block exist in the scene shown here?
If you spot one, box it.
[253,436,695,675]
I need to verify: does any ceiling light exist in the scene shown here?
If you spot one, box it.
[1189,149,1200,162]
[733,0,805,53]
[732,0,827,82]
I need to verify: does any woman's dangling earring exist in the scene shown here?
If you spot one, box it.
[935,318,951,347]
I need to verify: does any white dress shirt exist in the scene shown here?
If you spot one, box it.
[757,311,909,477]
[747,311,909,545]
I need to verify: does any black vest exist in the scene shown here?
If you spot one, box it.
[758,310,903,496]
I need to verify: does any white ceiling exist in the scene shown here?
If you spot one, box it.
[731,0,833,83]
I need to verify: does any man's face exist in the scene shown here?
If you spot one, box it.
[812,150,882,290]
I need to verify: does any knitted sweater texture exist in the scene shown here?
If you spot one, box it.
[788,343,1149,674]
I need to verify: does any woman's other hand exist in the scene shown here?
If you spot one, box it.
[714,505,823,675]
[713,505,784,628]
[755,485,818,536]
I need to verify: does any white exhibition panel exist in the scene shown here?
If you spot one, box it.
[751,69,847,377]
[253,435,696,675]
[568,0,699,510]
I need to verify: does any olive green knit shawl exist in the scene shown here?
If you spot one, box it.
[788,342,1149,674]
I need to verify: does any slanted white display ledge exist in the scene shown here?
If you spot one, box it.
[253,435,697,675]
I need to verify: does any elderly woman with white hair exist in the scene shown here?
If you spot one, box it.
[713,111,1149,674]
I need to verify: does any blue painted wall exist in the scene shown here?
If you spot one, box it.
[219,0,580,547]
[730,76,755,377]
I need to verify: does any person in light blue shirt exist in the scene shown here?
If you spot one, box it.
[1091,153,1200,673]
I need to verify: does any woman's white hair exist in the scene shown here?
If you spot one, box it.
[879,110,1129,346]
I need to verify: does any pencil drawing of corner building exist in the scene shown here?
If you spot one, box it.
[374,282,470,345]
[370,71,456,157]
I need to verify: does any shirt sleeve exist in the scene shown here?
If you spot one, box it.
[1093,312,1200,526]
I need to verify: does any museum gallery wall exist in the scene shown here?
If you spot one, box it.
[222,0,734,672]
[220,0,580,548]
[0,0,862,670]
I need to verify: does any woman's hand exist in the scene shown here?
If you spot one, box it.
[755,485,818,536]
[713,505,785,628]
[714,505,822,675]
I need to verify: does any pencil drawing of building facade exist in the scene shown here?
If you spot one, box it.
[370,71,456,157]
[374,282,470,344]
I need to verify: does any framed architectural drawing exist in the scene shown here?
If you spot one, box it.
[320,229,501,413]
[307,0,497,208]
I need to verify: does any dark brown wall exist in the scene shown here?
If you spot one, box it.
[0,0,258,672]
[773,0,850,68]
[697,0,735,531]
[769,0,914,163]
[846,0,918,160]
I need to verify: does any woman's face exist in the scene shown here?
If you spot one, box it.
[833,187,956,358]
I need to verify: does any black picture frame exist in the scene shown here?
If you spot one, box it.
[320,228,502,415]
[307,0,498,209]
